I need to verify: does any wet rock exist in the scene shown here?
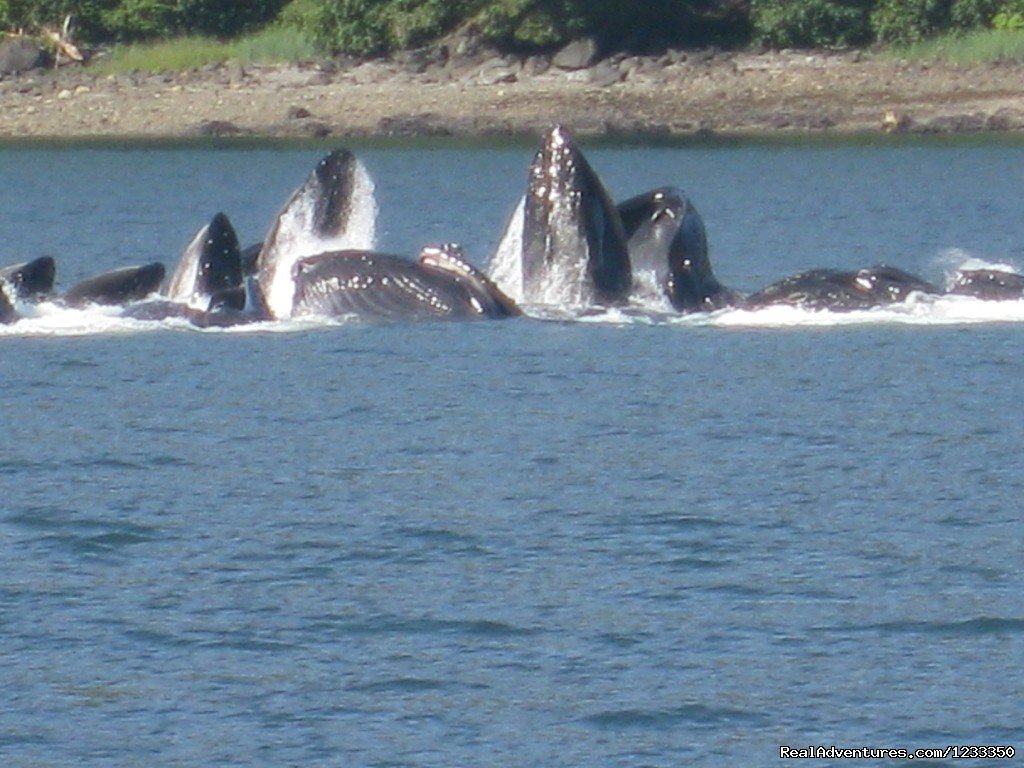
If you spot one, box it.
[0,38,51,75]
[522,55,550,78]
[394,45,447,74]
[477,57,518,86]
[587,62,623,88]
[194,120,246,136]
[921,113,987,133]
[377,113,453,137]
[554,38,600,70]
[293,120,331,138]
[986,107,1024,131]
[351,62,390,85]
[664,49,688,66]
[688,48,718,65]
[421,63,453,84]
[617,56,644,80]
[393,48,429,74]
[261,66,320,89]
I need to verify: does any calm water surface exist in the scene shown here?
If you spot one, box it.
[1,138,1023,766]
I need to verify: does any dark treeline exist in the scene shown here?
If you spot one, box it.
[4,0,1024,53]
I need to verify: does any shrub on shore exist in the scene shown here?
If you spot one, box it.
[6,0,1024,62]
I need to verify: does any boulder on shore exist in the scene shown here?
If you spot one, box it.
[553,38,601,70]
[0,38,51,75]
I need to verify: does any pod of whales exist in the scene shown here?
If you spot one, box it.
[3,124,1024,327]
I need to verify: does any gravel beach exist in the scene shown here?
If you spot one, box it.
[2,46,1024,140]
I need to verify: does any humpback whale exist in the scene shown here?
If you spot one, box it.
[292,243,520,321]
[493,125,631,307]
[0,256,56,300]
[254,148,377,320]
[163,212,245,311]
[0,255,56,324]
[948,268,1024,300]
[618,187,742,312]
[744,265,941,311]
[616,187,943,314]
[121,213,251,327]
[61,262,167,308]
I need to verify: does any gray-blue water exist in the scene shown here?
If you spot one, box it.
[2,138,1024,766]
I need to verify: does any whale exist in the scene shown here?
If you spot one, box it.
[163,212,245,311]
[618,187,743,312]
[0,256,56,300]
[947,268,1024,300]
[292,243,520,321]
[0,255,57,324]
[744,265,941,311]
[61,262,167,308]
[253,148,377,320]
[493,125,631,307]
[121,213,251,327]
[616,185,945,313]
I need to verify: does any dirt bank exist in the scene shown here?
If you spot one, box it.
[2,47,1024,140]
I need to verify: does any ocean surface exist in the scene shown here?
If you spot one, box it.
[2,136,1023,766]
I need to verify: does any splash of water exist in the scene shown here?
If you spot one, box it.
[533,190,591,308]
[488,197,525,302]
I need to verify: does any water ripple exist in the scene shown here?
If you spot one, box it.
[819,617,1024,637]
[348,678,449,694]
[307,614,538,639]
[583,703,768,730]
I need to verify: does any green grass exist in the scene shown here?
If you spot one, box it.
[891,28,1024,63]
[90,25,318,75]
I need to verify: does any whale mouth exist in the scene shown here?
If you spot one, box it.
[255,150,378,319]
[418,244,470,276]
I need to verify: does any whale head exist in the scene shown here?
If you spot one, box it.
[254,149,377,320]
[164,212,244,310]
[520,125,631,306]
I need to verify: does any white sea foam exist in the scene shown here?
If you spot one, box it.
[488,196,525,302]
[4,291,1024,336]
[5,251,1024,336]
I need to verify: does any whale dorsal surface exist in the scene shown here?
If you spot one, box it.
[62,262,167,308]
[746,265,939,312]
[948,268,1024,300]
[255,149,377,319]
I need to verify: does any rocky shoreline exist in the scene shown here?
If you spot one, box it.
[3,34,1024,140]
